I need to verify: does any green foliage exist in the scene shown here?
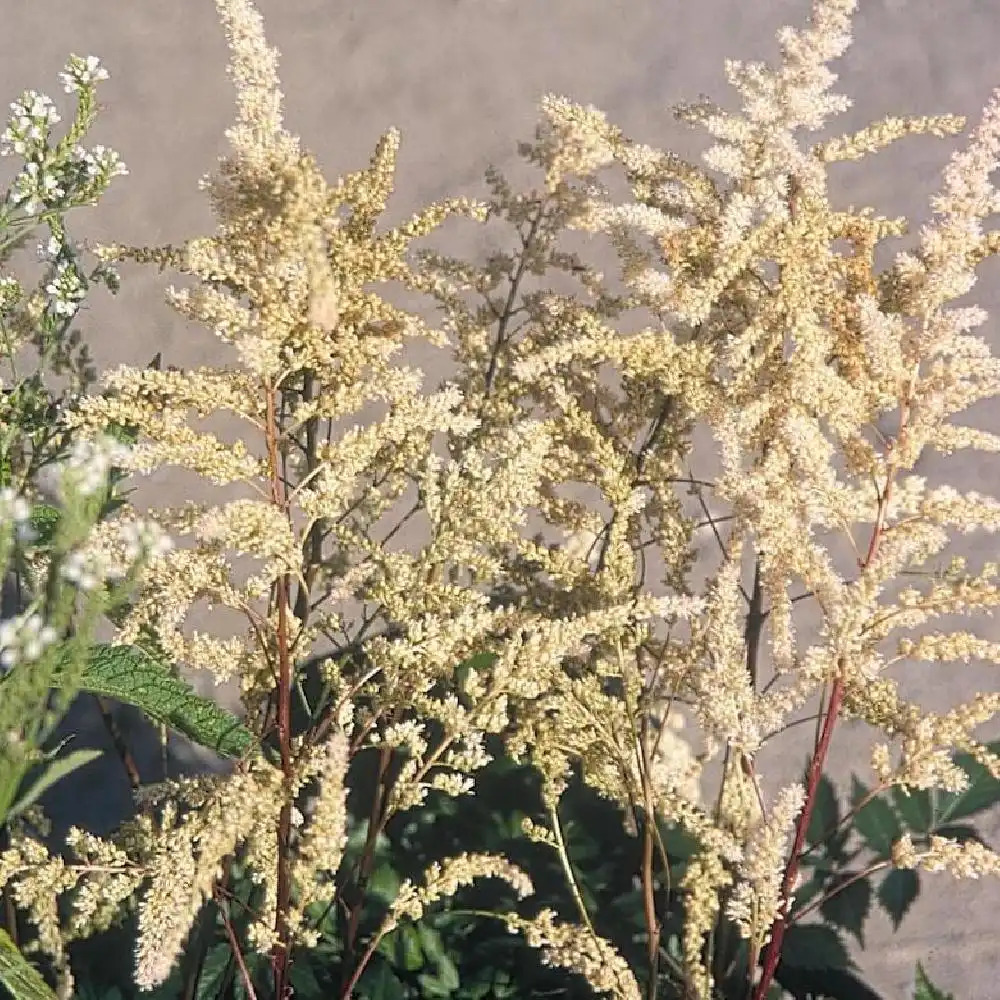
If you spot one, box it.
[56,642,255,760]
[0,929,57,1000]
[913,963,955,1000]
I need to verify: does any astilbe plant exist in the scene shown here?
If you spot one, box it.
[3,0,1000,998]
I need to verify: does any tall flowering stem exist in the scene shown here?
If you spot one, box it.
[263,380,295,994]
[755,406,908,998]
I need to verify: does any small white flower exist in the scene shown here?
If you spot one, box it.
[60,550,106,591]
[118,519,173,562]
[0,610,59,671]
[59,55,109,94]
[55,435,132,500]
[0,487,32,527]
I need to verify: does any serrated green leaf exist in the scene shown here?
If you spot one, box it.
[359,958,406,1000]
[877,868,919,931]
[54,642,254,759]
[194,943,234,1000]
[27,503,61,550]
[0,927,57,1000]
[779,923,852,971]
[914,962,955,1000]
[7,748,102,820]
[819,872,872,947]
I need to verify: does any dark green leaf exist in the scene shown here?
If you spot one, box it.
[877,868,919,931]
[913,962,955,1000]
[788,874,825,917]
[0,927,57,1000]
[55,643,255,759]
[416,923,447,965]
[367,860,402,905]
[660,820,702,862]
[230,951,268,1000]
[778,924,852,971]
[289,958,324,999]
[27,503,61,550]
[194,943,234,1000]
[397,925,424,972]
[359,958,406,1000]
[819,872,872,947]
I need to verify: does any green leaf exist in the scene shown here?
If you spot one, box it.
[819,872,872,947]
[359,958,406,1000]
[788,873,825,917]
[26,503,61,550]
[913,962,955,1000]
[6,748,102,820]
[367,860,402,905]
[0,927,57,1000]
[55,643,255,759]
[877,868,919,931]
[289,956,325,999]
[395,924,424,972]
[851,778,902,857]
[778,924,852,971]
[416,923,447,965]
[193,943,234,1000]
[230,951,268,1000]
[806,772,840,849]
[891,785,933,834]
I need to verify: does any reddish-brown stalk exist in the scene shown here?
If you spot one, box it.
[263,381,296,998]
[752,395,912,999]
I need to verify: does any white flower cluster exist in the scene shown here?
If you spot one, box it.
[0,90,60,158]
[60,519,173,592]
[0,486,35,545]
[0,610,58,671]
[0,56,126,217]
[58,55,109,94]
[55,435,132,501]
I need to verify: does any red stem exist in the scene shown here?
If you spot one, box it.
[750,675,844,1000]
[264,383,296,998]
[751,396,908,997]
